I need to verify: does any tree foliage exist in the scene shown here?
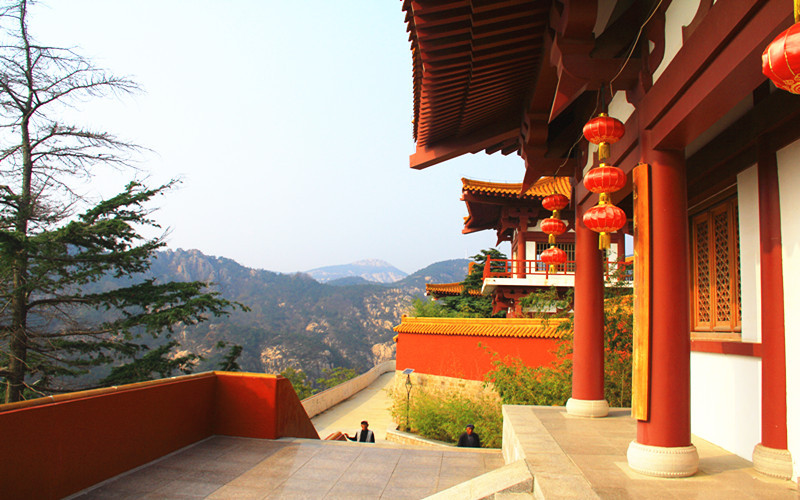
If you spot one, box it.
[280,365,359,399]
[279,367,315,400]
[315,366,357,390]
[99,341,199,387]
[0,0,243,402]
[389,384,502,448]
[215,341,243,372]
[409,248,506,318]
[484,294,634,407]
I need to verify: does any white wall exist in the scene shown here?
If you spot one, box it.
[652,0,703,83]
[777,138,800,481]
[691,352,761,460]
[737,165,761,343]
[526,240,538,260]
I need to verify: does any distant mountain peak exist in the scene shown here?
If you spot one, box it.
[351,259,394,267]
[305,259,407,284]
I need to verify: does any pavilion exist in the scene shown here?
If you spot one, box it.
[402,0,799,481]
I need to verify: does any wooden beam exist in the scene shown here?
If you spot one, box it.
[410,127,519,169]
[641,0,791,149]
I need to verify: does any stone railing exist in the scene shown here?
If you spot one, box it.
[301,359,396,418]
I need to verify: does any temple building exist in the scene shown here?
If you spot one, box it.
[460,176,628,316]
[402,0,800,481]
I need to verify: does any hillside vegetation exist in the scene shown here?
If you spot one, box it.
[124,250,470,380]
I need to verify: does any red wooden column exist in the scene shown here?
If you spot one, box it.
[567,203,608,417]
[752,140,792,479]
[627,149,698,477]
[515,216,528,278]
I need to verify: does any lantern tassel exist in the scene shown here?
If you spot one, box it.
[548,233,556,245]
[598,142,610,162]
[549,264,557,274]
[598,232,611,250]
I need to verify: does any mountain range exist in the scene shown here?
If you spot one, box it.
[138,250,470,380]
[305,259,408,283]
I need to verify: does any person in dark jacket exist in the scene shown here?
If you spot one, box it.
[457,424,481,447]
[345,420,375,443]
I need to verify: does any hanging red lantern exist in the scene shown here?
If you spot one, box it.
[542,193,569,218]
[583,202,627,250]
[540,217,566,244]
[541,218,567,236]
[583,164,626,193]
[582,109,627,250]
[541,246,567,274]
[582,164,627,249]
[583,113,625,160]
[762,15,800,93]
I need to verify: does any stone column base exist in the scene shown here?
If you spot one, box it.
[627,440,699,478]
[565,398,609,417]
[753,443,793,480]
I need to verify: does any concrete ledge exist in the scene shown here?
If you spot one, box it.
[502,405,599,499]
[424,459,534,500]
[386,427,453,448]
[301,360,395,418]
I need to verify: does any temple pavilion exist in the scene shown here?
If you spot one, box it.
[401,0,800,481]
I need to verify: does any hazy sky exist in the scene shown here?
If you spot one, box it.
[28,1,528,275]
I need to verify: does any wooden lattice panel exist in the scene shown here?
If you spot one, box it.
[690,197,741,332]
[713,210,731,323]
[694,218,711,325]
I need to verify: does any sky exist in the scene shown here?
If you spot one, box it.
[27,1,528,275]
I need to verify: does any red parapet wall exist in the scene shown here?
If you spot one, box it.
[396,333,560,380]
[0,371,319,500]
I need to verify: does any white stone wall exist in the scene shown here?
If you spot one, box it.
[526,240,537,261]
[301,360,396,418]
[652,0,703,83]
[777,138,800,481]
[690,352,761,460]
[738,165,761,344]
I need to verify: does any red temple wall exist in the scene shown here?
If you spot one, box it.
[396,333,561,381]
[0,372,319,500]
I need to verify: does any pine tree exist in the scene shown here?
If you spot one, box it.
[0,0,242,402]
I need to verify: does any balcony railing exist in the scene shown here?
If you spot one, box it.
[483,257,632,282]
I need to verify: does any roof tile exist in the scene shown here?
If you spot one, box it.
[394,316,568,339]
[462,176,572,199]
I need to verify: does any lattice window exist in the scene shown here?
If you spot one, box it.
[691,197,741,332]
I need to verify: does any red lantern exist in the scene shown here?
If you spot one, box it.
[583,164,626,193]
[583,203,627,249]
[541,192,569,249]
[762,22,800,93]
[541,246,567,274]
[542,193,569,216]
[540,218,566,244]
[583,113,625,160]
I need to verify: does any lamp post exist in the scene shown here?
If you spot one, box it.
[402,368,414,431]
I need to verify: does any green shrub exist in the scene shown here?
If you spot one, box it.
[391,385,502,448]
[484,294,633,408]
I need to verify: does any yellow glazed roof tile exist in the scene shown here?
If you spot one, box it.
[425,283,483,297]
[461,176,572,199]
[393,316,568,339]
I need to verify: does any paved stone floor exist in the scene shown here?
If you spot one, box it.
[531,406,800,499]
[69,436,504,499]
[67,372,800,499]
